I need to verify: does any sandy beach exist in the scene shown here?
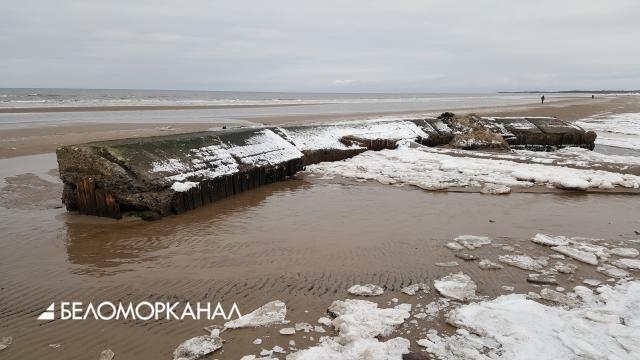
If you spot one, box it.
[1,94,639,359]
[2,95,640,159]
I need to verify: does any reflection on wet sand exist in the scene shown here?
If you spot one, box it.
[63,179,312,276]
[1,166,639,359]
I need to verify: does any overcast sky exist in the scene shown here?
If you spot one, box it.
[1,0,639,92]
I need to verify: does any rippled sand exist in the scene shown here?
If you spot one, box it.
[1,154,639,358]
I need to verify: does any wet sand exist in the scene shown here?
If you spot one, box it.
[0,122,230,158]
[0,103,308,114]
[250,95,640,125]
[1,96,639,359]
[1,154,639,358]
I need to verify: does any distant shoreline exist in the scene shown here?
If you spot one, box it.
[0,103,309,114]
[498,90,640,94]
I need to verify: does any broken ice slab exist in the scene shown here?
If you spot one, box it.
[173,335,222,360]
[347,284,384,296]
[0,336,12,351]
[97,349,115,360]
[224,300,287,329]
[434,272,477,301]
[56,116,597,219]
[527,273,558,285]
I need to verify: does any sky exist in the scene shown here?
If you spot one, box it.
[1,0,639,92]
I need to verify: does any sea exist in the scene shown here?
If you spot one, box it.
[0,88,589,129]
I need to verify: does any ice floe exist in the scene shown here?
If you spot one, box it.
[305,143,640,192]
[480,183,511,195]
[295,322,314,333]
[455,235,492,249]
[0,337,11,351]
[445,242,464,251]
[287,296,412,359]
[347,284,384,296]
[597,264,630,279]
[539,288,577,305]
[401,283,431,296]
[420,280,640,359]
[478,259,504,270]
[415,298,451,320]
[531,233,570,247]
[553,261,577,274]
[527,273,557,285]
[574,112,640,150]
[498,255,547,271]
[611,247,640,257]
[455,253,479,261]
[551,246,598,265]
[280,327,296,335]
[583,278,602,286]
[224,300,287,328]
[286,336,410,360]
[98,349,115,360]
[327,299,411,342]
[612,258,640,270]
[173,335,222,360]
[435,261,459,267]
[434,273,477,301]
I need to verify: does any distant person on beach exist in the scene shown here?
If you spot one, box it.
[541,95,545,104]
[592,95,595,99]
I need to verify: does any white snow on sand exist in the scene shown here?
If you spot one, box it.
[575,113,640,150]
[327,299,411,342]
[420,280,640,360]
[224,300,287,329]
[305,142,640,191]
[286,336,410,360]
[286,299,411,359]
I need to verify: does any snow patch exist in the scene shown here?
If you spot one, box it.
[421,281,640,360]
[306,145,640,192]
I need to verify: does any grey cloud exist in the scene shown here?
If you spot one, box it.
[1,0,639,91]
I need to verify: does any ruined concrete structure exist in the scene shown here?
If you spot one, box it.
[56,115,596,219]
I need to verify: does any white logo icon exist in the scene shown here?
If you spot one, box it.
[37,303,55,320]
